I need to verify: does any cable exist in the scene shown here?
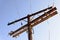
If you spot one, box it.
[30,0,32,14]
[15,0,20,18]
[49,29,50,40]
[30,0,35,34]
[47,1,50,40]
[47,19,50,40]
[32,28,34,34]
[52,0,56,8]
[52,0,54,7]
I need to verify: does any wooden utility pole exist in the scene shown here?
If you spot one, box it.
[8,6,58,40]
[27,15,32,40]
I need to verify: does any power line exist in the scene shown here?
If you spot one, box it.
[15,0,20,18]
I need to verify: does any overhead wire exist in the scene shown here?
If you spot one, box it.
[15,0,29,26]
[47,0,55,40]
[29,0,35,21]
[47,0,51,40]
[15,0,20,18]
[29,0,34,34]
[26,0,35,35]
[52,0,55,7]
[15,0,23,26]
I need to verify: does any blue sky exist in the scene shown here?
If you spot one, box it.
[0,0,60,40]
